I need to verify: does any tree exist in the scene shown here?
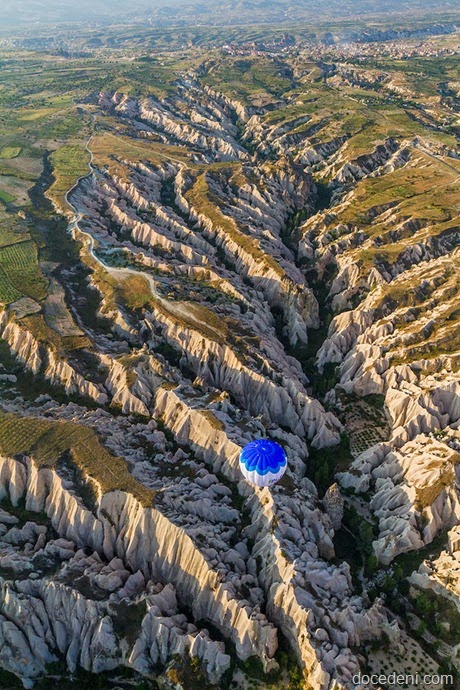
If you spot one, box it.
[415,592,433,616]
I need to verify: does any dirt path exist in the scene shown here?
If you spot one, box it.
[64,122,223,340]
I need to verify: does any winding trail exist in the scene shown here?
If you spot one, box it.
[64,122,225,340]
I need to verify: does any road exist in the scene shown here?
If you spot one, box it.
[413,140,460,179]
[64,123,223,340]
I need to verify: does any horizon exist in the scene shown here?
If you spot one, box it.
[1,0,460,29]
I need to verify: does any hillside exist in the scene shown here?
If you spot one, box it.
[0,19,458,690]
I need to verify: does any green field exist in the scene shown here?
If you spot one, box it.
[0,147,21,159]
[47,144,90,213]
[0,189,16,204]
[0,239,47,303]
[202,55,295,103]
[0,265,21,303]
[0,411,155,507]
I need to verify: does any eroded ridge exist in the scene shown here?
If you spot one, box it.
[0,43,459,689]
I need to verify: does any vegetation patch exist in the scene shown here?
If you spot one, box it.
[411,586,460,646]
[308,432,353,496]
[0,147,21,160]
[185,171,285,278]
[166,655,218,690]
[199,409,225,430]
[19,313,90,353]
[0,189,16,204]
[0,411,154,507]
[111,599,148,646]
[47,144,90,213]
[414,469,455,511]
[119,274,155,311]
[0,240,47,303]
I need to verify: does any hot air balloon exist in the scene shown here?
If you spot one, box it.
[239,439,287,487]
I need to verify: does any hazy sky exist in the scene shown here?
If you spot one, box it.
[0,0,161,25]
[5,0,191,29]
[1,0,458,28]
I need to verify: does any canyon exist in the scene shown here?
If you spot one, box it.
[0,32,458,690]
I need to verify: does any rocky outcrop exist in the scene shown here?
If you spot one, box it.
[99,92,247,162]
[5,53,458,690]
[0,311,108,404]
[147,306,341,447]
[103,355,151,416]
[152,386,386,690]
[0,454,278,685]
[46,350,108,404]
[333,139,410,185]
[338,433,460,564]
[176,166,319,346]
[248,487,385,689]
[0,315,42,374]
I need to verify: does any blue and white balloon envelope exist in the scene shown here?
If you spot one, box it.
[239,439,287,488]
